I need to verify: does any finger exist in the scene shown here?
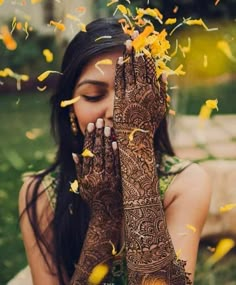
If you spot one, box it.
[72,152,82,178]
[133,54,146,84]
[112,141,121,181]
[115,56,125,99]
[82,122,95,176]
[93,118,105,174]
[145,55,156,83]
[104,126,114,178]
[123,47,135,88]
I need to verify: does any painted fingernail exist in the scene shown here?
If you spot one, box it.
[125,39,132,52]
[87,123,94,132]
[96,118,103,128]
[131,30,139,40]
[72,153,79,164]
[112,141,118,151]
[104,126,111,137]
[118,56,123,65]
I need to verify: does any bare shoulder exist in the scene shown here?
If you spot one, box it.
[165,162,212,208]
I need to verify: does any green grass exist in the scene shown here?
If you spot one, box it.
[0,92,55,284]
[0,92,236,284]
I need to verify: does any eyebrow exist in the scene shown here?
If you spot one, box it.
[76,80,109,89]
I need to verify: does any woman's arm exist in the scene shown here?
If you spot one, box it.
[164,163,212,282]
[19,177,64,285]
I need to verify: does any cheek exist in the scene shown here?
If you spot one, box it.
[74,103,104,134]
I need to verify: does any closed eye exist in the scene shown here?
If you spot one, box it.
[82,94,105,102]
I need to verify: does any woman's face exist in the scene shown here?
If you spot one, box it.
[72,50,122,134]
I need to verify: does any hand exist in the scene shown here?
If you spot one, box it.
[70,119,123,284]
[114,47,166,138]
[74,119,122,220]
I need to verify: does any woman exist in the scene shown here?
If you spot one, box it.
[19,17,211,285]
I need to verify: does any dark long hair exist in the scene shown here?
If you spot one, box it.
[23,17,175,285]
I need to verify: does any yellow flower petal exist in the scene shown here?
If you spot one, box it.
[81,149,94,158]
[128,128,149,142]
[43,49,53,62]
[31,0,42,3]
[109,240,117,256]
[69,179,79,194]
[88,263,109,285]
[95,59,112,75]
[205,99,218,111]
[37,70,62,82]
[37,86,47,92]
[1,26,17,50]
[220,203,236,213]
[165,18,177,25]
[60,96,80,108]
[117,4,128,15]
[0,0,4,5]
[206,238,235,266]
[50,20,65,31]
[95,36,112,42]
[186,224,197,233]
[217,40,236,62]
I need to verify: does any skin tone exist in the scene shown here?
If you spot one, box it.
[19,50,212,284]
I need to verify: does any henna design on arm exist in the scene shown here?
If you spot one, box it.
[114,51,192,285]
[70,122,123,285]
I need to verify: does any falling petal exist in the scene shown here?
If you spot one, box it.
[37,86,47,92]
[23,21,29,39]
[206,238,235,266]
[1,26,17,50]
[95,35,112,42]
[203,54,208,68]
[69,180,79,194]
[43,49,53,62]
[60,96,80,107]
[31,0,42,3]
[95,59,112,75]
[217,40,236,62]
[129,128,149,142]
[109,240,117,255]
[81,149,94,158]
[220,203,236,213]
[50,20,65,31]
[205,99,218,111]
[215,0,220,5]
[88,263,109,285]
[186,224,197,233]
[107,0,119,7]
[168,109,176,116]
[0,0,4,5]
[165,18,177,25]
[37,70,62,82]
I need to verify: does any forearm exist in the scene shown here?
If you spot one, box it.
[117,131,191,284]
[70,218,120,285]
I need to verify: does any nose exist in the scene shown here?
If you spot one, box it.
[104,89,114,127]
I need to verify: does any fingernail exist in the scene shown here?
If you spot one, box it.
[118,56,123,65]
[125,39,132,52]
[72,153,79,164]
[131,30,139,40]
[87,123,94,132]
[96,118,103,128]
[112,141,117,151]
[104,126,111,137]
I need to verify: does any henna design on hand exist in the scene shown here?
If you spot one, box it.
[114,51,192,285]
[70,121,123,285]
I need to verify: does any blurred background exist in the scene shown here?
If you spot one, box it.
[0,0,236,284]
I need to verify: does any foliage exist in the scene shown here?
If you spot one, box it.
[0,25,61,77]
